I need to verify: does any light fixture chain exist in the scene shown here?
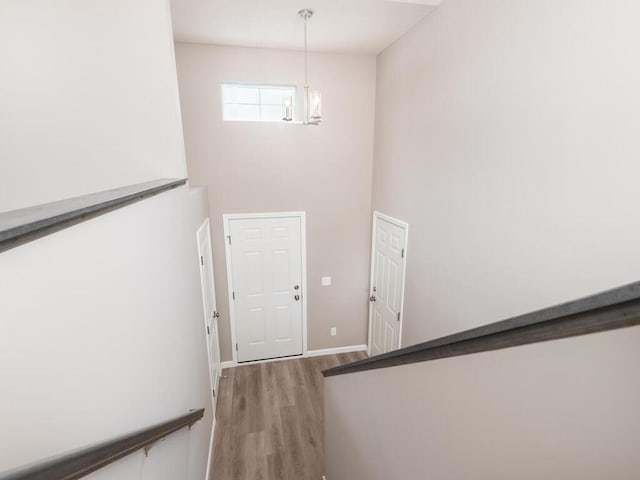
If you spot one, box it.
[304,15,308,87]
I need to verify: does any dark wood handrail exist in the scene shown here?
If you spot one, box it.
[0,409,205,480]
[323,281,640,377]
[0,178,187,253]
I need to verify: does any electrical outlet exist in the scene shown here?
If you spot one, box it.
[330,327,337,336]
[322,276,332,286]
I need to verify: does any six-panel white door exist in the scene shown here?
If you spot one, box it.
[229,216,304,362]
[369,214,408,356]
[197,219,222,411]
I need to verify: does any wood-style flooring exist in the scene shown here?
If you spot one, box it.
[210,352,367,480]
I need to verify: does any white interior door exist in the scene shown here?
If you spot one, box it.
[369,212,408,356]
[227,215,304,363]
[197,219,221,409]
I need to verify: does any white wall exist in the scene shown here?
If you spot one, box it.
[0,1,214,477]
[0,186,214,479]
[373,0,640,346]
[324,1,640,477]
[0,0,187,212]
[326,325,640,479]
[174,43,377,361]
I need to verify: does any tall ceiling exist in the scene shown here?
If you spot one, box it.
[170,0,441,54]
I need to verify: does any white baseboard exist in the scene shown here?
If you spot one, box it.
[305,344,368,357]
[219,344,367,370]
[220,356,296,369]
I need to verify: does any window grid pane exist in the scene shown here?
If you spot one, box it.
[222,83,296,122]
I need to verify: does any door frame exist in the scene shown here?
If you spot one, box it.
[196,217,221,480]
[222,211,308,364]
[367,211,409,355]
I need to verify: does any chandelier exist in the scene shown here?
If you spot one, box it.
[283,9,322,125]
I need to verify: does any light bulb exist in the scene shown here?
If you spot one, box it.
[310,90,322,120]
[282,95,293,121]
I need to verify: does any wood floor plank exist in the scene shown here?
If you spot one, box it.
[209,352,367,480]
[246,365,266,434]
[280,403,311,480]
[266,452,287,479]
[243,431,268,480]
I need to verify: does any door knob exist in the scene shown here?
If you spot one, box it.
[369,295,376,302]
[294,285,300,290]
[214,311,220,318]
[294,294,300,301]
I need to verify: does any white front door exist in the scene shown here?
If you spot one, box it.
[197,219,221,409]
[369,212,408,356]
[227,215,304,362]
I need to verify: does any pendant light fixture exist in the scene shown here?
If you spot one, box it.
[283,9,322,125]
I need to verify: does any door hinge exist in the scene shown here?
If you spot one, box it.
[200,255,204,266]
[207,325,210,334]
[401,248,405,258]
[227,235,232,245]
[235,343,238,352]
[397,312,401,321]
[212,388,216,398]
[232,291,235,300]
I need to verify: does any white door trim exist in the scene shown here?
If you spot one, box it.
[367,211,409,355]
[222,211,308,364]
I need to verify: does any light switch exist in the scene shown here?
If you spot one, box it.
[322,276,332,286]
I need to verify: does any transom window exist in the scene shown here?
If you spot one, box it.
[221,83,296,122]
